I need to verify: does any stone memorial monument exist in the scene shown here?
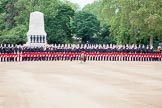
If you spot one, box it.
[26,11,47,46]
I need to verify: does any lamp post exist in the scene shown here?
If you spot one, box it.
[137,29,140,36]
[137,29,140,45]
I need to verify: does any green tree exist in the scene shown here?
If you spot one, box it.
[62,0,79,11]
[47,4,75,44]
[4,0,18,29]
[100,25,116,44]
[100,0,162,47]
[72,11,100,43]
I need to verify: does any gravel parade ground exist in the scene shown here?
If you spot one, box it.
[0,61,162,108]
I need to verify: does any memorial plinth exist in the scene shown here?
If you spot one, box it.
[26,11,47,46]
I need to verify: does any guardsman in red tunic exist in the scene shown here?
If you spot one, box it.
[102,52,104,61]
[46,52,49,61]
[101,52,105,61]
[3,53,6,62]
[71,52,73,61]
[0,53,1,62]
[22,52,26,61]
[115,52,118,61]
[75,52,78,61]
[24,52,27,61]
[67,52,70,61]
[149,53,153,61]
[106,52,109,61]
[31,52,34,61]
[76,52,79,61]
[141,53,144,61]
[44,52,48,61]
[125,52,128,61]
[86,53,89,61]
[155,53,158,61]
[34,52,37,61]
[7,53,10,62]
[1,53,4,62]
[134,53,137,61]
[14,53,17,62]
[30,52,33,61]
[62,52,64,61]
[11,53,14,62]
[42,52,45,61]
[142,53,144,61]
[110,52,112,61]
[104,52,107,61]
[4,53,7,62]
[63,52,66,61]
[40,52,43,61]
[157,53,160,61]
[133,53,136,61]
[0,53,4,62]
[6,53,9,62]
[51,52,54,61]
[49,52,52,61]
[114,52,117,61]
[69,52,72,61]
[139,53,142,61]
[55,52,58,61]
[21,52,24,61]
[27,52,30,61]
[53,52,56,61]
[40,52,42,61]
[18,52,22,62]
[98,52,101,61]
[95,52,98,61]
[9,53,13,62]
[62,52,65,61]
[151,53,154,61]
[72,52,75,61]
[58,52,61,61]
[113,52,115,61]
[90,52,93,61]
[41,52,44,61]
[127,53,130,61]
[36,52,39,61]
[148,53,151,61]
[129,53,131,61]
[60,52,63,61]
[92,52,95,61]
[146,53,149,61]
[61,52,64,61]
[138,53,141,61]
[52,52,54,61]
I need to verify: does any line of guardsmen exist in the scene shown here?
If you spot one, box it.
[0,52,162,62]
[0,44,161,62]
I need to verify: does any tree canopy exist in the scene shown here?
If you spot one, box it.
[0,0,162,47]
[83,0,162,47]
[72,11,100,43]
